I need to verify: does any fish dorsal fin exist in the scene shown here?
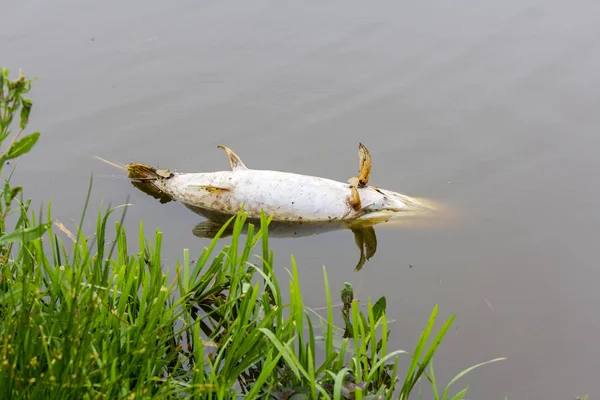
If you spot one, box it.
[217,145,248,171]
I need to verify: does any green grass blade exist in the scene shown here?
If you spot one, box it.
[443,358,506,399]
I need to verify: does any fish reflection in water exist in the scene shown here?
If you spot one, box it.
[192,215,378,271]
[185,199,447,272]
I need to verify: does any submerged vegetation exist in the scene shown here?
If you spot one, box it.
[0,67,505,399]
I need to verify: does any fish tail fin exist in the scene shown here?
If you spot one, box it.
[127,163,160,179]
[127,163,174,204]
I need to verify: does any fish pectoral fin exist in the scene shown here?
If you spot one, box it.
[217,145,248,171]
[346,143,371,207]
[357,143,371,187]
[348,185,362,210]
[351,202,375,217]
[358,202,374,212]
[188,185,231,193]
[192,220,234,239]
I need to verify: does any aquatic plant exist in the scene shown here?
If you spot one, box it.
[0,67,503,399]
[0,67,47,254]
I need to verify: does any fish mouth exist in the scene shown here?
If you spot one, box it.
[388,197,432,213]
[368,191,438,216]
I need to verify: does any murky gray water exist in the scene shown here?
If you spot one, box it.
[4,0,600,397]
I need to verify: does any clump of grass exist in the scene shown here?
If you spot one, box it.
[0,66,504,399]
[1,206,502,399]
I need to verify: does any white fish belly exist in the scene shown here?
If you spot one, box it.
[165,170,354,221]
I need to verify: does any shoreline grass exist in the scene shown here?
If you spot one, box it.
[0,66,506,399]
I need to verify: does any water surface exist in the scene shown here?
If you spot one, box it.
[3,1,600,398]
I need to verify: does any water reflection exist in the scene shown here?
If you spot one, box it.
[192,215,379,271]
[184,198,449,271]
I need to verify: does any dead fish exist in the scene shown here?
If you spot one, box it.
[126,143,434,226]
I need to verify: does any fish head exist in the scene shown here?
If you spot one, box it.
[358,187,437,219]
